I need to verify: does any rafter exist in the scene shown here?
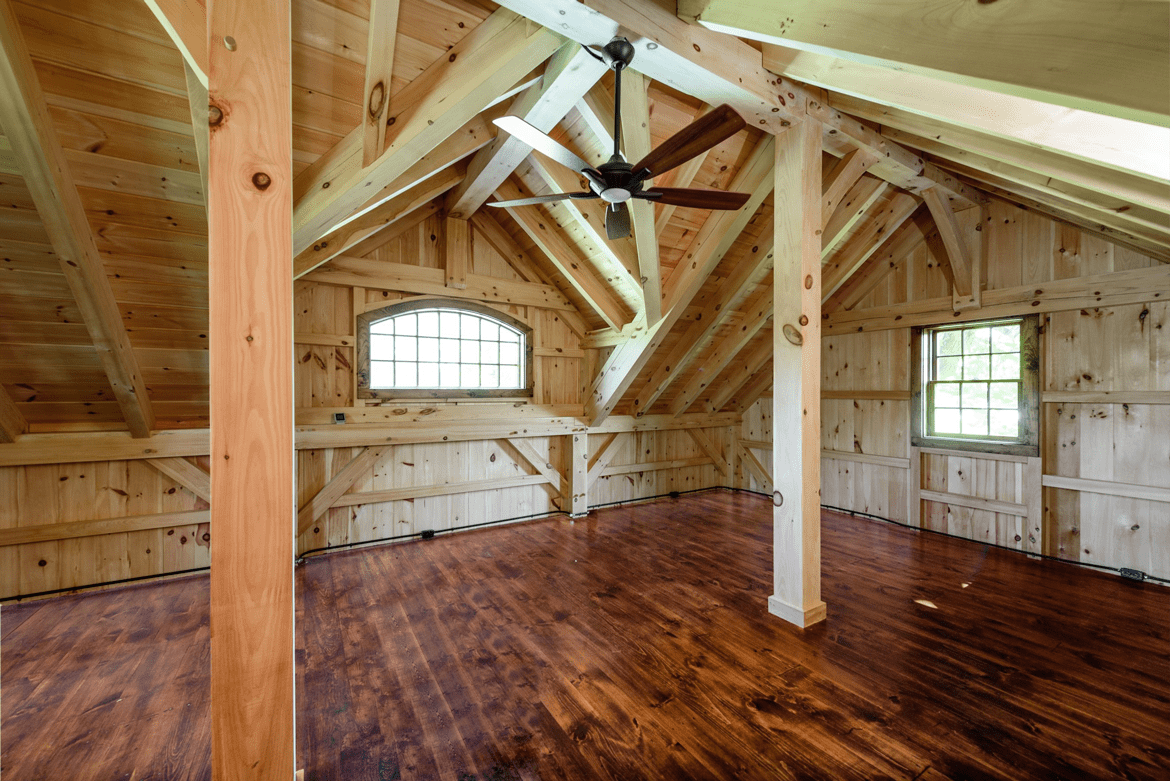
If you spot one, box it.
[619,69,662,323]
[821,190,920,302]
[708,337,772,412]
[0,0,154,437]
[821,175,888,258]
[496,177,633,330]
[821,149,876,230]
[362,0,400,166]
[141,0,208,87]
[823,206,936,313]
[447,42,607,219]
[888,126,1170,236]
[292,8,562,254]
[588,135,775,424]
[294,163,469,279]
[183,62,208,208]
[470,211,548,284]
[630,225,773,415]
[669,284,772,416]
[493,0,974,205]
[522,153,641,292]
[733,367,773,413]
[947,166,1170,263]
[470,211,591,337]
[344,201,442,260]
[778,51,1170,182]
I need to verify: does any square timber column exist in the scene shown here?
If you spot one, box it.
[208,0,296,777]
[769,119,826,628]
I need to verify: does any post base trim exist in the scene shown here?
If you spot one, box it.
[768,595,827,628]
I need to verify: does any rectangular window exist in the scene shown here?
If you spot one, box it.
[912,316,1039,456]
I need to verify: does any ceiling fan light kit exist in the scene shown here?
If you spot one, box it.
[489,37,751,241]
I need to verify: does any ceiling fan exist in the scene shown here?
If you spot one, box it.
[488,37,750,241]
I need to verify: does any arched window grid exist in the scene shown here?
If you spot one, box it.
[356,299,534,400]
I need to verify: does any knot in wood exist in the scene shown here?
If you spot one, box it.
[804,275,814,289]
[208,104,224,127]
[252,172,271,191]
[799,315,809,326]
[772,491,783,507]
[783,323,803,346]
[368,81,386,119]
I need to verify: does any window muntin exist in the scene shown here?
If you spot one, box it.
[912,315,1039,456]
[356,299,533,399]
[926,322,1022,439]
[368,308,525,390]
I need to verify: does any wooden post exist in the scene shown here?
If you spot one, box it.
[770,119,827,628]
[568,432,588,517]
[208,0,295,777]
[907,446,921,527]
[444,215,470,289]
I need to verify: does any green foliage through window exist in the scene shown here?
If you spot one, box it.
[926,322,1022,440]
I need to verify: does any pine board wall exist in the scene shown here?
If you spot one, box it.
[745,199,1170,582]
[0,212,729,599]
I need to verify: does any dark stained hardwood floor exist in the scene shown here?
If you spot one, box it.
[3,491,1169,780]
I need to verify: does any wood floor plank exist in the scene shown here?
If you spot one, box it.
[3,493,1169,780]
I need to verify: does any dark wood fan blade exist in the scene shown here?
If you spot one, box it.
[637,187,751,210]
[494,116,592,175]
[606,202,631,240]
[631,105,746,179]
[488,193,588,208]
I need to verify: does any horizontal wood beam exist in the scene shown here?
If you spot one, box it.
[0,414,743,466]
[1041,391,1170,406]
[600,456,712,477]
[821,449,910,470]
[821,390,911,401]
[1042,474,1170,504]
[304,256,580,312]
[332,474,549,507]
[824,265,1170,335]
[0,509,209,548]
[920,488,1027,517]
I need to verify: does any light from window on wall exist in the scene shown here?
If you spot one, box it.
[368,308,524,390]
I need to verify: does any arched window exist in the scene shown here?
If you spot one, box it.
[357,299,533,399]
